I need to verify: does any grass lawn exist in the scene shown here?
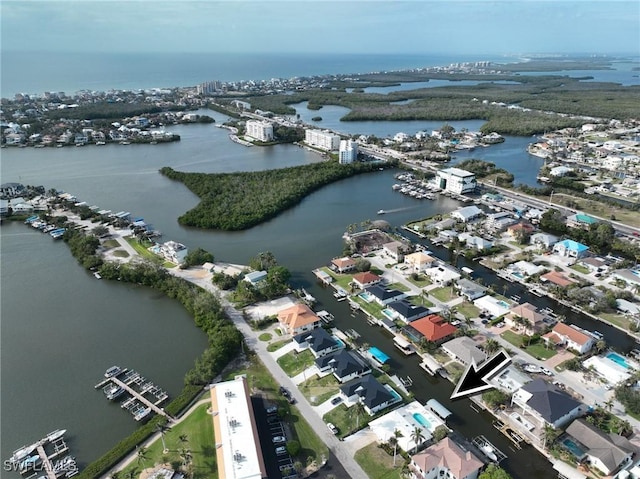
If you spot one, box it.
[386,282,411,293]
[501,330,557,360]
[289,407,329,463]
[277,349,315,377]
[118,403,216,479]
[429,287,458,302]
[319,266,353,291]
[432,350,450,365]
[258,333,272,341]
[353,295,385,319]
[408,295,434,308]
[299,374,340,405]
[456,302,481,319]
[599,312,633,331]
[444,362,464,383]
[102,239,120,249]
[406,274,432,288]
[266,338,290,352]
[354,443,403,479]
[323,404,371,438]
[125,236,158,260]
[552,193,640,229]
[570,264,590,274]
[112,250,130,258]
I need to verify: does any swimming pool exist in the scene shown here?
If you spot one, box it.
[561,437,586,458]
[359,292,374,302]
[413,412,432,429]
[382,309,395,320]
[607,352,630,369]
[497,300,510,308]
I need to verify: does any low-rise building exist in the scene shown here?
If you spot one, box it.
[387,299,430,323]
[566,213,599,230]
[410,437,484,479]
[424,264,461,286]
[352,271,381,289]
[243,270,268,286]
[454,278,487,301]
[317,349,371,383]
[553,239,590,259]
[441,337,486,366]
[158,241,188,265]
[293,327,344,357]
[530,232,559,250]
[505,303,546,335]
[305,129,340,151]
[366,285,407,306]
[403,314,457,345]
[340,375,400,415]
[277,303,321,336]
[382,241,407,262]
[331,256,357,273]
[450,205,484,223]
[404,252,437,272]
[542,323,595,354]
[473,295,511,318]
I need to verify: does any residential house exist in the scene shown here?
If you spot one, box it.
[506,260,546,279]
[352,271,382,290]
[340,375,399,415]
[530,232,559,250]
[579,257,609,274]
[450,205,484,223]
[553,239,590,259]
[567,214,599,230]
[505,303,546,335]
[293,327,344,358]
[277,303,321,336]
[564,419,636,476]
[403,314,457,345]
[158,241,188,265]
[458,233,493,251]
[540,271,576,288]
[506,222,536,241]
[431,218,456,231]
[382,241,407,262]
[542,323,595,354]
[366,285,407,306]
[243,270,267,286]
[316,349,371,383]
[454,278,487,301]
[485,211,518,232]
[387,299,430,323]
[0,182,25,199]
[409,437,484,479]
[550,166,573,177]
[511,379,586,429]
[611,269,640,289]
[424,264,461,286]
[404,252,437,272]
[441,337,487,366]
[473,295,511,318]
[331,257,356,273]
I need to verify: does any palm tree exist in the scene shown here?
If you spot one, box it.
[178,434,189,448]
[354,401,367,431]
[542,424,559,449]
[179,448,192,468]
[595,339,607,353]
[485,338,500,354]
[157,423,170,453]
[136,446,148,467]
[604,398,614,412]
[410,426,425,454]
[392,428,403,466]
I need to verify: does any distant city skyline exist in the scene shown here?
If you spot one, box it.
[1,1,639,57]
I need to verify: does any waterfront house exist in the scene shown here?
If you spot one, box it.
[566,214,599,230]
[473,295,511,319]
[506,222,536,241]
[505,303,545,335]
[431,218,456,231]
[424,264,461,286]
[366,285,407,306]
[454,278,487,301]
[0,182,25,199]
[485,211,517,232]
[550,166,574,177]
[540,271,576,288]
[542,323,595,354]
[553,239,590,259]
[243,270,268,286]
[277,303,321,336]
[506,260,546,279]
[382,241,407,262]
[331,256,356,273]
[441,337,486,366]
[158,241,188,265]
[404,252,437,272]
[450,205,484,223]
[530,232,559,250]
[293,327,344,358]
[316,349,371,383]
[564,419,637,476]
[409,437,483,479]
[403,314,457,345]
[339,375,399,415]
[458,233,493,251]
[511,379,586,430]
[582,355,633,385]
[387,299,430,323]
[611,269,640,289]
[352,271,381,290]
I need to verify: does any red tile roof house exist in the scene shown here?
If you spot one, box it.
[277,303,321,336]
[403,314,457,345]
[331,257,356,273]
[410,437,483,479]
[505,303,546,335]
[506,221,536,240]
[543,323,595,355]
[352,271,382,290]
[540,271,576,288]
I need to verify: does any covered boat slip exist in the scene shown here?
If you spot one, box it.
[419,355,443,376]
[393,335,416,355]
[426,398,453,420]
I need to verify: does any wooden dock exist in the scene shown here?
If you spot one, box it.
[35,445,58,479]
[110,376,174,422]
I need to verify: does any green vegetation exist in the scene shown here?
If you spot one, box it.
[258,333,272,341]
[500,330,557,360]
[457,159,514,186]
[267,338,291,352]
[102,239,120,249]
[353,295,385,319]
[160,161,387,230]
[479,464,514,479]
[406,273,432,288]
[429,287,458,302]
[354,442,403,479]
[456,302,481,319]
[112,250,130,258]
[124,236,158,260]
[299,374,340,405]
[182,247,214,268]
[323,403,373,438]
[319,267,353,291]
[276,349,315,377]
[386,282,411,292]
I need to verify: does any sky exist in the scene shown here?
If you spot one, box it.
[1,0,639,56]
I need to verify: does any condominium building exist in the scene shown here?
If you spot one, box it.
[339,139,358,164]
[435,168,477,194]
[245,120,274,142]
[305,129,340,151]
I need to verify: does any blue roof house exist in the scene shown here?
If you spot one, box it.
[553,239,589,259]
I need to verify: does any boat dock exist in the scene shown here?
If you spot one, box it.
[317,310,334,324]
[9,429,76,479]
[95,367,172,423]
[492,418,528,449]
[471,435,507,463]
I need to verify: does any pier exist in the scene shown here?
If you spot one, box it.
[471,435,507,463]
[11,430,75,479]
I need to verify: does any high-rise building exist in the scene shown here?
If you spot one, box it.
[339,139,358,164]
[304,129,340,151]
[245,120,274,142]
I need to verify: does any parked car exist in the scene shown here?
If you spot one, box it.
[265,406,278,414]
[540,367,553,376]
[279,386,290,397]
[327,423,338,434]
[272,436,286,444]
[275,446,287,455]
[287,396,296,404]
[330,396,343,406]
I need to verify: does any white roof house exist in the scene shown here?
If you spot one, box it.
[450,205,484,223]
[424,264,461,286]
[473,295,511,318]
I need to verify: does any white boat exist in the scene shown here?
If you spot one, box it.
[46,429,67,442]
[10,443,37,464]
[480,444,498,461]
[105,366,122,378]
[377,209,385,215]
[94,272,102,279]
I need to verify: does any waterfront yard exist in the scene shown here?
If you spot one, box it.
[443,362,465,383]
[319,266,354,291]
[354,442,403,479]
[298,374,339,405]
[277,349,315,377]
[124,236,175,268]
[323,403,373,439]
[501,330,557,360]
[598,312,633,331]
[353,295,385,319]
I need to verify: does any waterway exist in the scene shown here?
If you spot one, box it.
[1,108,635,478]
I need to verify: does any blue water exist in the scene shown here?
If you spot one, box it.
[561,438,586,458]
[607,352,630,369]
[413,412,432,429]
[359,291,374,302]
[382,309,395,319]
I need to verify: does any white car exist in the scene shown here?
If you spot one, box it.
[272,436,286,444]
[327,423,338,434]
[275,446,287,455]
[540,367,553,376]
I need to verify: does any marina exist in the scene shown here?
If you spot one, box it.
[7,429,77,479]
[94,366,171,423]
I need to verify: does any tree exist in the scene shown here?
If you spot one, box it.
[479,464,513,479]
[391,428,403,466]
[250,251,277,271]
[286,440,301,456]
[410,426,425,454]
[482,390,510,409]
[157,423,170,453]
[542,424,559,449]
[484,338,500,354]
[355,258,371,272]
[354,401,367,431]
[136,446,148,467]
[92,225,109,237]
[432,425,449,442]
[183,247,214,267]
[595,339,607,353]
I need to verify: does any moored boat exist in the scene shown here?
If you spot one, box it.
[105,366,122,378]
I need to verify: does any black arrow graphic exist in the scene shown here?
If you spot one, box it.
[450,350,511,400]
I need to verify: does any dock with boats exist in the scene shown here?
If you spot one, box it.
[471,435,507,463]
[94,366,172,423]
[7,429,77,479]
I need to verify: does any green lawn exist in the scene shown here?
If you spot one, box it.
[429,287,458,302]
[277,349,315,377]
[408,295,434,308]
[125,236,158,260]
[599,312,633,331]
[406,274,432,288]
[266,338,290,352]
[319,267,354,291]
[501,330,557,360]
[570,264,590,274]
[354,442,403,479]
[289,407,329,464]
[323,404,369,438]
[387,282,411,293]
[258,333,272,341]
[456,302,481,319]
[102,239,120,249]
[112,250,130,258]
[299,374,340,405]
[353,295,385,319]
[118,403,217,479]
